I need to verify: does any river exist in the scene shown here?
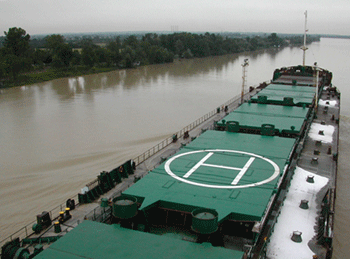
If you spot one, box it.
[0,37,348,258]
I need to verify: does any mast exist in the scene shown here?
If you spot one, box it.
[241,59,249,104]
[301,10,308,66]
[314,62,319,112]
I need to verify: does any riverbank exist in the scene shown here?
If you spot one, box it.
[0,66,121,88]
[0,45,303,89]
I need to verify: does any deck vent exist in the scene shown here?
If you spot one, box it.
[227,121,240,132]
[283,97,294,106]
[307,175,314,183]
[112,196,138,219]
[314,149,320,155]
[321,121,326,125]
[257,95,267,104]
[261,124,275,136]
[101,198,109,208]
[315,140,322,146]
[299,200,309,209]
[311,157,318,164]
[318,130,324,135]
[191,208,218,234]
[327,146,332,154]
[291,231,302,243]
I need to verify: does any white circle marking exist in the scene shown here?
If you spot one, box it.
[164,149,280,189]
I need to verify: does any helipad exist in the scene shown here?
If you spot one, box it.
[164,149,280,189]
[123,130,296,222]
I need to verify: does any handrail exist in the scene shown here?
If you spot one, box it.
[132,90,250,167]
[0,81,268,250]
[0,193,79,248]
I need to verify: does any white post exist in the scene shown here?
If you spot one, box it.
[241,59,249,104]
[315,65,319,112]
[301,11,308,66]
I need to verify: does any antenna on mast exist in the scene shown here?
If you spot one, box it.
[301,10,308,66]
[241,59,249,104]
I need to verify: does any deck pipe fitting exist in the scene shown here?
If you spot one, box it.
[291,231,302,243]
[311,157,318,164]
[318,130,324,135]
[314,149,320,155]
[315,140,322,146]
[59,211,64,223]
[307,175,314,183]
[59,208,72,223]
[101,198,109,208]
[65,207,71,217]
[299,200,309,209]
[328,146,332,154]
[54,221,61,233]
[321,121,326,125]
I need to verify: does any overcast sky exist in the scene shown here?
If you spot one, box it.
[0,0,349,36]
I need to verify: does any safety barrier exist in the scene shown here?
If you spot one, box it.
[132,89,256,167]
[0,193,79,248]
[0,82,268,251]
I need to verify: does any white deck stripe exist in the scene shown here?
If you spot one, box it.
[201,163,242,171]
[231,157,256,185]
[183,152,214,178]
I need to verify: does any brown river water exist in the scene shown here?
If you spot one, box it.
[0,37,349,258]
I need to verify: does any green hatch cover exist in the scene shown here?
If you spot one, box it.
[34,221,244,259]
[124,131,296,222]
[217,103,309,134]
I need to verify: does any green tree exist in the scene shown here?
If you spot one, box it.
[107,38,122,66]
[45,34,73,68]
[3,27,32,79]
[71,50,81,66]
[0,54,7,80]
[45,34,65,50]
[32,49,49,68]
[3,27,30,57]
[121,45,136,68]
[81,39,97,68]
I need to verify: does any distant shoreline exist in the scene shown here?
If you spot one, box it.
[0,66,121,88]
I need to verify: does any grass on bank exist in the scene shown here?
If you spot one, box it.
[1,66,121,88]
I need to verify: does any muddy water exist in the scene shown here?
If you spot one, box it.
[0,38,349,257]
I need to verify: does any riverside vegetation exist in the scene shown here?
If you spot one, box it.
[0,27,320,88]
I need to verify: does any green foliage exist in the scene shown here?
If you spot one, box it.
[3,27,31,57]
[106,38,122,66]
[2,27,32,80]
[45,34,65,50]
[0,27,321,87]
[81,38,98,67]
[45,34,73,68]
[71,50,81,66]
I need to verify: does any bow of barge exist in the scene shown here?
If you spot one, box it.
[1,65,339,259]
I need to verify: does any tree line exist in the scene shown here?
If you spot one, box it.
[0,27,320,83]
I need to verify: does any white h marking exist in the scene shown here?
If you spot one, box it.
[183,152,255,185]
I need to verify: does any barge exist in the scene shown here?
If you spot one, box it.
[0,63,339,259]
